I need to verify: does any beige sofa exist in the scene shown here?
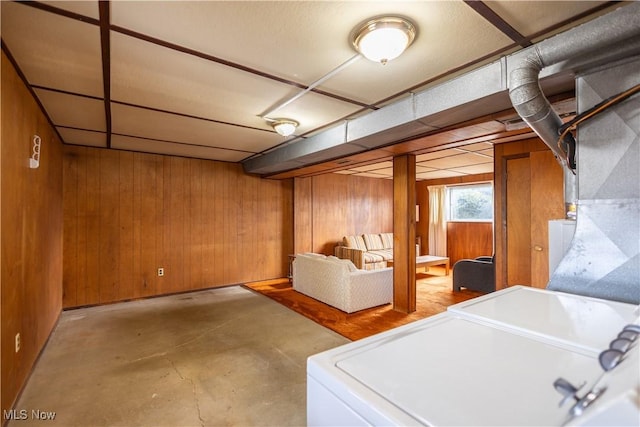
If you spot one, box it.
[292,253,392,313]
[334,233,395,270]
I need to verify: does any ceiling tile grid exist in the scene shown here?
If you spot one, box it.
[1,0,619,176]
[2,2,103,96]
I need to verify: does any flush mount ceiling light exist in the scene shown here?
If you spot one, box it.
[270,119,299,137]
[352,16,417,65]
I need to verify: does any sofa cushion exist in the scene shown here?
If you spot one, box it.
[368,249,394,261]
[343,235,367,251]
[363,233,385,251]
[380,233,393,249]
[363,252,385,263]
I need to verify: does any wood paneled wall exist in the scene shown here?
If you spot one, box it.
[63,146,293,308]
[294,174,393,255]
[446,222,494,265]
[415,173,493,255]
[1,52,63,415]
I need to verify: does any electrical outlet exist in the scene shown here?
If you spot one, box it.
[158,268,164,277]
[15,333,20,353]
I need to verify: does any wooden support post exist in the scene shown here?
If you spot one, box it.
[393,155,416,313]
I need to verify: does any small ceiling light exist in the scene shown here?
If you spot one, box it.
[270,119,299,137]
[352,16,417,65]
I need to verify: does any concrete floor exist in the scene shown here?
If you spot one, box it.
[11,286,349,426]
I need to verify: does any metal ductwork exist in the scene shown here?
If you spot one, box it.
[509,2,640,217]
[243,4,640,178]
[508,3,640,167]
[243,60,521,175]
[508,3,640,304]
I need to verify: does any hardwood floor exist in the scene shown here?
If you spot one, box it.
[245,267,484,341]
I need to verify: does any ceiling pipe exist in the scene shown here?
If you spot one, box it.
[508,2,640,215]
[509,2,640,163]
[243,4,640,177]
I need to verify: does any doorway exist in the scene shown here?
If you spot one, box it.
[499,143,565,288]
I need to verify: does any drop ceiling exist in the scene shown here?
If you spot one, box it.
[1,1,626,179]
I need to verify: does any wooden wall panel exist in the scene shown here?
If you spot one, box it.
[63,146,293,308]
[1,52,63,415]
[118,152,135,301]
[293,174,393,255]
[446,222,494,265]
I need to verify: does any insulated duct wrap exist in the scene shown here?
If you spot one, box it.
[508,4,640,304]
[509,52,569,165]
[509,3,640,217]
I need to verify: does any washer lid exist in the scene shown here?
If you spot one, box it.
[335,315,601,426]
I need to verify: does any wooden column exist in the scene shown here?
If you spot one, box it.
[393,155,417,313]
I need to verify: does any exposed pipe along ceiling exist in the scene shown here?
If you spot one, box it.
[244,3,640,305]
[507,3,640,305]
[243,4,640,180]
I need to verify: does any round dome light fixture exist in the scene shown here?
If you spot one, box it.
[270,118,299,137]
[352,16,417,65]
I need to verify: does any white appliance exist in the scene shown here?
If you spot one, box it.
[307,286,639,426]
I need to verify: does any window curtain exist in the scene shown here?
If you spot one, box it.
[428,185,447,256]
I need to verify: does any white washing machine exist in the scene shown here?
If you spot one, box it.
[307,286,639,426]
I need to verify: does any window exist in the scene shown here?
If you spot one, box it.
[446,183,493,221]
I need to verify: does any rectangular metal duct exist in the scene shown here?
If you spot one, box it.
[244,3,640,189]
[242,50,574,176]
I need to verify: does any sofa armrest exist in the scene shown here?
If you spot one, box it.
[345,268,393,312]
[452,259,495,293]
[336,246,366,270]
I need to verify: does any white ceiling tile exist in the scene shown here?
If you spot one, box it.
[34,89,105,131]
[1,2,103,96]
[110,32,358,134]
[350,162,393,172]
[354,172,389,179]
[321,1,514,103]
[111,1,350,83]
[58,128,106,148]
[458,142,494,152]
[416,165,437,173]
[450,163,494,175]
[422,152,491,169]
[111,135,248,163]
[40,1,99,19]
[417,170,466,180]
[486,1,613,38]
[111,103,278,155]
[371,168,394,177]
[416,149,463,162]
[3,0,626,175]
[110,1,511,106]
